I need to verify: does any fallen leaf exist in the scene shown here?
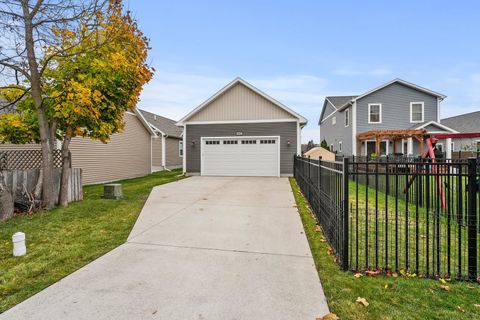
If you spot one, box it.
[353,273,363,279]
[356,297,369,307]
[457,306,465,312]
[315,225,321,232]
[392,272,398,278]
[327,247,334,255]
[152,310,157,314]
[365,269,381,277]
[440,285,451,292]
[474,304,480,308]
[320,238,327,243]
[439,278,447,284]
[316,313,339,320]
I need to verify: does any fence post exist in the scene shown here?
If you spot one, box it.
[467,157,478,281]
[342,157,350,271]
[307,156,311,200]
[293,155,296,179]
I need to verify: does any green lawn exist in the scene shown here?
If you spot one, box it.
[0,169,185,313]
[290,177,480,320]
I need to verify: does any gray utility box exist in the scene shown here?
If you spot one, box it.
[103,184,123,199]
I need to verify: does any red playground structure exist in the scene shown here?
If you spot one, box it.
[405,132,480,210]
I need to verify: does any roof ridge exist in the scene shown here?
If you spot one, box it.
[442,110,480,120]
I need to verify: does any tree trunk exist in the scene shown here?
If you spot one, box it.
[21,0,55,209]
[58,134,72,207]
[0,171,14,221]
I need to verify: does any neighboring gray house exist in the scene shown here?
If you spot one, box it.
[319,79,456,157]
[176,77,307,177]
[138,109,183,171]
[441,111,480,152]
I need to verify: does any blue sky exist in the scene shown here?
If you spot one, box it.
[126,0,480,142]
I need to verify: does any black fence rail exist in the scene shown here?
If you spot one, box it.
[294,155,479,281]
[294,156,349,270]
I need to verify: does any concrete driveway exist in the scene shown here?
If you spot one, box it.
[1,177,329,320]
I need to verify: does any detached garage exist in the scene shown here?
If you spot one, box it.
[176,77,307,177]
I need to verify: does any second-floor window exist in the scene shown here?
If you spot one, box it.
[410,102,424,123]
[345,109,350,127]
[368,103,382,123]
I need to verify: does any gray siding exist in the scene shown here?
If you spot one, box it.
[320,107,352,155]
[152,137,162,167]
[356,82,438,134]
[165,137,182,168]
[185,122,297,175]
[321,101,336,121]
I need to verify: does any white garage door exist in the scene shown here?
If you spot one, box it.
[201,137,280,177]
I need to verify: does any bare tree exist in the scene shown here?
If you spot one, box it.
[0,0,107,208]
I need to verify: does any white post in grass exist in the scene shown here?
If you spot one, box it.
[12,232,26,257]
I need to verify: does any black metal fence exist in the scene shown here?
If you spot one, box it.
[294,155,479,281]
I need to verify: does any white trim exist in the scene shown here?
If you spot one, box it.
[368,103,382,124]
[296,121,301,155]
[179,140,183,157]
[133,109,157,136]
[338,78,446,111]
[437,97,441,123]
[407,137,413,155]
[161,134,166,168]
[413,120,458,133]
[325,98,338,110]
[185,118,298,125]
[149,123,166,136]
[176,77,307,125]
[150,136,153,173]
[200,135,281,177]
[352,101,357,156]
[182,125,186,174]
[446,138,452,159]
[344,108,350,127]
[410,101,424,123]
[320,110,337,124]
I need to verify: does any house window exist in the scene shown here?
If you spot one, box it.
[241,140,256,144]
[345,109,350,127]
[339,141,342,152]
[332,116,336,125]
[368,103,382,123]
[330,144,334,151]
[205,140,220,145]
[179,141,183,157]
[410,102,424,123]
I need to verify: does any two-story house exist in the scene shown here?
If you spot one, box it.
[319,79,460,157]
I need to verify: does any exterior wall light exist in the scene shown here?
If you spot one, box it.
[287,139,291,146]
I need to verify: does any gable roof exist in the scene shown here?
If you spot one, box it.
[319,95,358,124]
[441,111,480,133]
[336,78,447,111]
[409,120,458,133]
[176,77,307,125]
[138,109,183,138]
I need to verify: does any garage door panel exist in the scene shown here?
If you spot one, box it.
[201,137,279,177]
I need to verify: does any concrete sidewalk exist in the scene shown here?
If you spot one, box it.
[1,177,329,320]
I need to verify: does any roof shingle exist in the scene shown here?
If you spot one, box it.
[138,109,183,138]
[441,111,480,133]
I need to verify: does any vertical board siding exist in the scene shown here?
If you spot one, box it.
[188,83,296,121]
[69,113,151,184]
[165,137,182,168]
[3,168,82,204]
[152,137,163,167]
[185,122,297,175]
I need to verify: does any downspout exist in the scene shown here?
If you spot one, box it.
[162,134,169,171]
